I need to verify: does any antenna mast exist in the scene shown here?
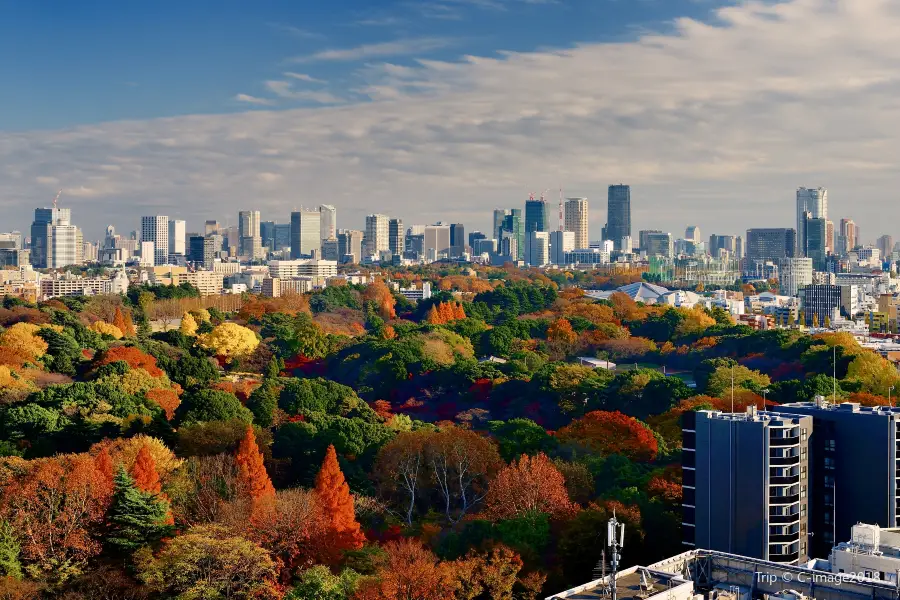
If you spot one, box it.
[558,187,564,232]
[607,512,625,600]
[52,189,62,210]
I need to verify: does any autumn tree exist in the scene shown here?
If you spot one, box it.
[846,351,900,397]
[106,466,173,553]
[130,444,162,494]
[483,453,575,521]
[424,427,503,523]
[363,281,397,320]
[315,445,365,563]
[374,431,428,525]
[146,388,181,421]
[557,410,659,461]
[0,323,49,362]
[354,539,454,600]
[113,306,136,337]
[201,322,260,358]
[92,346,164,377]
[235,426,276,512]
[250,488,326,583]
[705,364,771,397]
[546,318,577,345]
[180,312,198,337]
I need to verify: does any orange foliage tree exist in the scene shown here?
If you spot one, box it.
[0,454,111,576]
[547,318,577,345]
[235,426,276,507]
[314,444,365,563]
[130,445,162,494]
[146,388,181,420]
[363,281,397,320]
[483,453,576,521]
[557,410,659,461]
[354,539,455,600]
[92,346,164,377]
[113,306,136,337]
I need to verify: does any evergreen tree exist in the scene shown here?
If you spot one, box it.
[106,466,173,554]
[0,520,23,579]
[247,382,279,428]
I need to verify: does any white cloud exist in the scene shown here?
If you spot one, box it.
[293,38,453,62]
[284,72,326,83]
[234,94,276,106]
[4,0,900,241]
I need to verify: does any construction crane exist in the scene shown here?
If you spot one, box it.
[52,189,62,210]
[538,188,550,201]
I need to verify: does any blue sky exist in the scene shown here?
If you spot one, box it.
[1,0,898,241]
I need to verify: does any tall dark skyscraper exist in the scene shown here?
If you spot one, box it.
[449,223,465,257]
[745,228,796,266]
[524,199,550,233]
[606,184,631,251]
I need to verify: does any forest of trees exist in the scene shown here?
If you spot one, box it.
[1,263,899,598]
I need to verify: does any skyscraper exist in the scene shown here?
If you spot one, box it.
[389,218,404,256]
[796,187,827,256]
[564,198,589,249]
[365,214,390,256]
[606,185,631,251]
[839,219,857,254]
[168,219,186,259]
[319,205,337,241]
[806,217,828,271]
[746,229,796,267]
[639,230,663,254]
[238,210,262,259]
[778,257,813,296]
[825,220,834,255]
[204,220,219,236]
[141,216,170,266]
[337,229,364,264]
[30,206,76,269]
[493,209,510,241]
[290,209,321,258]
[524,198,550,233]
[550,230,575,265]
[424,224,451,262]
[260,221,277,251]
[645,232,673,258]
[501,209,524,260]
[526,231,550,266]
[684,225,701,243]
[877,235,894,259]
[449,223,465,257]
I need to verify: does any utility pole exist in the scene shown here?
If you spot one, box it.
[608,513,625,600]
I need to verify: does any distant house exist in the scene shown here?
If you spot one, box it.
[577,356,617,370]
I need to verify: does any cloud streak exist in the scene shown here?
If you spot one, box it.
[3,0,900,242]
[292,37,453,62]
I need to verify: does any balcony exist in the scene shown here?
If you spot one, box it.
[770,493,801,505]
[770,455,801,466]
[770,475,800,485]
[769,533,800,543]
[769,513,801,524]
[770,435,801,447]
[768,550,801,563]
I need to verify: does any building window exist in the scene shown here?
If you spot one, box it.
[801,428,808,441]
[824,457,835,470]
[825,439,835,451]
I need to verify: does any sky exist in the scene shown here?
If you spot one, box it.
[1,0,899,242]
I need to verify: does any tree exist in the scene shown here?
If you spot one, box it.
[135,525,279,600]
[374,431,428,525]
[146,388,180,421]
[353,539,454,600]
[0,323,48,361]
[315,445,365,564]
[705,364,771,397]
[363,281,397,321]
[106,466,173,553]
[113,306,135,337]
[179,388,254,425]
[546,318,577,345]
[201,322,260,358]
[486,419,556,462]
[424,427,503,523]
[846,351,900,397]
[0,521,22,579]
[557,410,659,461]
[130,445,162,494]
[247,382,279,427]
[482,453,575,521]
[235,426,276,510]
[93,346,164,377]
[179,312,198,337]
[289,566,360,600]
[251,489,326,583]
[90,321,124,339]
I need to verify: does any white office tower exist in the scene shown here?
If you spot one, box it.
[796,187,827,256]
[778,257,813,297]
[238,210,263,259]
[139,241,156,267]
[141,215,170,266]
[602,239,615,253]
[168,219,186,258]
[684,225,701,243]
[621,236,633,253]
[30,206,79,269]
[527,231,550,267]
[423,224,451,262]
[319,205,337,241]
[564,198,589,250]
[290,210,321,259]
[365,214,390,256]
[550,230,575,265]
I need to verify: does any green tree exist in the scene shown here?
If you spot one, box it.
[287,566,360,600]
[178,389,254,425]
[0,520,23,579]
[705,364,771,397]
[106,466,173,554]
[247,382,279,427]
[261,313,331,360]
[487,419,557,462]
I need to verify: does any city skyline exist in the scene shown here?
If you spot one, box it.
[2,0,900,240]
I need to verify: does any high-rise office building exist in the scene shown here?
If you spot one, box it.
[188,235,218,270]
[168,219,186,259]
[839,219,857,255]
[645,232,673,258]
[424,224,451,262]
[683,408,812,564]
[260,221,277,251]
[337,229,364,264]
[141,216,170,266]
[564,198,589,249]
[684,225,701,243]
[524,198,550,234]
[30,207,77,269]
[493,209,510,241]
[204,220,219,236]
[365,214,390,256]
[526,231,550,266]
[500,209,524,260]
[770,401,900,559]
[321,238,340,261]
[825,220,834,255]
[473,238,496,255]
[550,230,575,265]
[746,229,796,267]
[799,284,857,325]
[319,205,337,241]
[449,223,465,257]
[709,234,737,258]
[805,217,828,271]
[779,258,813,297]
[606,185,631,251]
[275,224,291,251]
[877,235,894,259]
[639,230,663,254]
[468,231,486,249]
[238,210,262,259]
[389,218,404,256]
[291,210,321,258]
[796,187,827,256]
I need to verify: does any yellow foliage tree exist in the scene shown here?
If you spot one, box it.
[674,306,717,337]
[0,323,49,361]
[191,308,211,323]
[202,323,260,358]
[180,312,198,337]
[90,320,124,339]
[91,434,184,482]
[846,351,900,397]
[0,365,36,393]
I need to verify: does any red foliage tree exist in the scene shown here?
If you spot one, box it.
[646,475,682,504]
[363,281,397,320]
[235,426,276,505]
[547,318,577,344]
[483,453,576,521]
[557,410,659,461]
[92,346,164,377]
[146,388,181,420]
[314,444,365,563]
[130,444,163,494]
[113,306,135,337]
[353,539,455,600]
[93,446,115,499]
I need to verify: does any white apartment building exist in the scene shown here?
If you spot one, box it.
[268,259,338,280]
[564,197,589,250]
[365,214,390,256]
[779,257,813,297]
[141,216,169,266]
